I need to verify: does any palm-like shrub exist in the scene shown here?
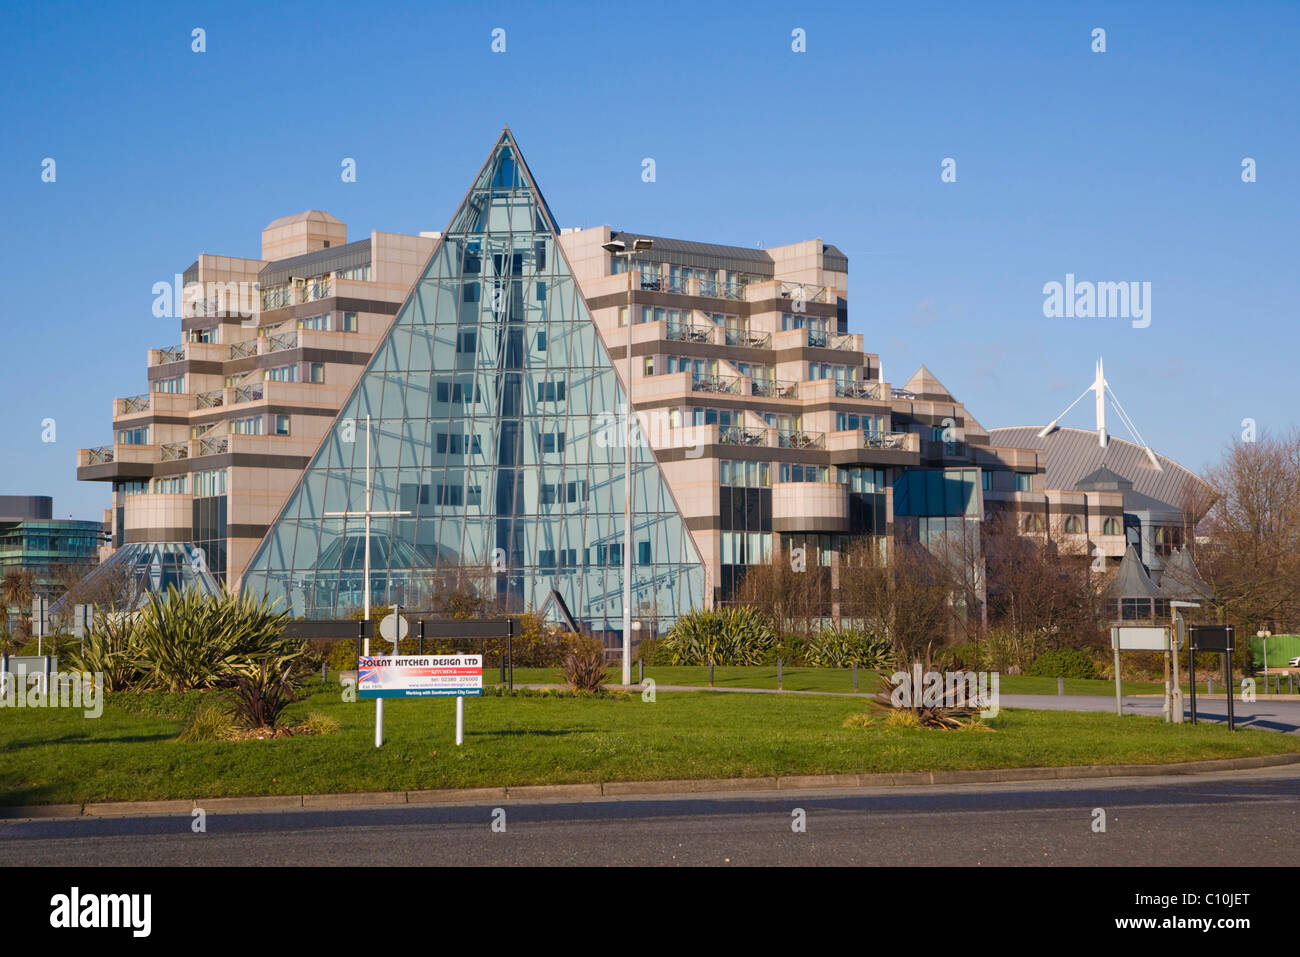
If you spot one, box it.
[805,628,893,669]
[227,657,298,729]
[664,607,776,665]
[131,587,297,692]
[65,612,141,691]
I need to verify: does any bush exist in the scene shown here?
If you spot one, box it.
[65,614,141,691]
[635,636,673,666]
[805,628,892,669]
[178,699,238,742]
[663,607,776,665]
[1026,648,1097,680]
[561,637,608,692]
[328,638,361,673]
[226,657,298,729]
[298,711,341,735]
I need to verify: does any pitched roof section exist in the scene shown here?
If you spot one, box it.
[264,209,343,230]
[903,365,954,401]
[989,426,1213,519]
[1157,547,1213,600]
[1104,544,1166,599]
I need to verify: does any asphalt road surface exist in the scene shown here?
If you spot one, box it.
[4,765,1297,867]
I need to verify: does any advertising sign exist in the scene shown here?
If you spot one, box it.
[357,654,482,699]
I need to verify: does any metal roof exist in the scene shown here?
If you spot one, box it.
[259,238,372,287]
[988,426,1212,517]
[610,232,850,278]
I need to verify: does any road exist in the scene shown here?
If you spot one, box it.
[3,765,1297,867]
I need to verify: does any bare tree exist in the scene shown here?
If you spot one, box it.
[734,543,832,638]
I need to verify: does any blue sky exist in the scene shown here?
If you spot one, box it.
[1,0,1296,519]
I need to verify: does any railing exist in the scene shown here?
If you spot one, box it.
[890,387,916,400]
[160,442,189,461]
[836,381,882,400]
[751,379,798,399]
[121,394,150,414]
[265,330,298,352]
[829,333,855,351]
[302,277,333,302]
[865,431,910,450]
[665,323,714,344]
[719,427,767,447]
[807,330,829,348]
[262,285,292,310]
[779,282,827,304]
[691,374,742,395]
[229,340,258,359]
[232,384,264,404]
[723,328,771,348]
[86,446,114,465]
[639,277,662,291]
[156,345,185,364]
[778,429,825,450]
[665,276,688,294]
[195,390,224,409]
[198,436,228,456]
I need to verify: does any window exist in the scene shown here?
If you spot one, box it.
[1024,514,1044,533]
[266,364,297,382]
[618,306,628,327]
[1015,473,1032,492]
[536,281,546,301]
[981,471,992,491]
[194,469,226,496]
[309,363,325,383]
[638,541,652,565]
[1103,516,1121,536]
[536,380,566,402]
[231,416,263,435]
[466,485,482,507]
[644,357,654,377]
[119,480,149,496]
[274,415,290,435]
[341,311,358,332]
[457,329,477,353]
[540,432,565,454]
[155,476,187,494]
[152,375,184,394]
[298,313,330,331]
[117,426,149,445]
[1064,515,1082,534]
[436,484,464,507]
[535,330,547,352]
[463,282,480,302]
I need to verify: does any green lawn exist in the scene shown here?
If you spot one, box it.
[505,665,1212,697]
[2,679,1296,807]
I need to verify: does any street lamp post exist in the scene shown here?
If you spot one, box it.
[602,237,653,686]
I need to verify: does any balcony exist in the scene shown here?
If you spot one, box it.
[751,378,798,399]
[723,328,771,349]
[229,339,258,359]
[665,322,714,344]
[195,390,224,409]
[719,426,767,447]
[231,383,264,404]
[197,436,228,457]
[772,481,850,533]
[84,445,114,466]
[160,441,189,461]
[778,429,825,450]
[264,330,299,353]
[691,374,742,395]
[865,430,911,450]
[836,381,883,400]
[149,344,185,365]
[116,394,150,415]
[890,387,916,400]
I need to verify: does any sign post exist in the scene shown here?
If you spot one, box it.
[1111,626,1172,718]
[1189,625,1236,732]
[359,653,483,747]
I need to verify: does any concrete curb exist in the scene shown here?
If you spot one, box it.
[4,751,1298,820]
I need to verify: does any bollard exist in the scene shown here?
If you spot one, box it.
[708,661,714,687]
[1290,674,1295,695]
[322,661,328,683]
[1057,675,1064,697]
[639,658,644,684]
[852,662,858,692]
[1207,675,1214,695]
[777,658,783,691]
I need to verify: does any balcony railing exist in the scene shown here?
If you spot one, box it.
[691,374,742,395]
[778,429,825,450]
[262,285,293,310]
[86,446,114,465]
[719,427,767,447]
[232,383,264,404]
[198,436,228,456]
[156,345,185,364]
[865,430,910,450]
[160,441,189,461]
[302,277,333,302]
[807,330,829,348]
[229,339,258,359]
[639,277,662,292]
[195,390,224,409]
[890,387,916,400]
[751,378,798,399]
[779,282,827,304]
[829,333,855,351]
[836,381,882,400]
[665,323,713,344]
[723,328,771,348]
[120,394,150,414]
[265,330,298,352]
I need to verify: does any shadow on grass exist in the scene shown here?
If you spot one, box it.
[6,731,177,751]
[469,728,599,738]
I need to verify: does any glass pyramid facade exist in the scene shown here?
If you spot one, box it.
[50,542,220,614]
[241,130,706,630]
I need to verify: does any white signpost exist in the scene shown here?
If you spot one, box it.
[1111,626,1173,717]
[359,654,483,746]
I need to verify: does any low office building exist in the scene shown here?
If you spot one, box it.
[0,496,107,629]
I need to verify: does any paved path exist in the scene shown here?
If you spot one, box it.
[3,765,1296,866]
